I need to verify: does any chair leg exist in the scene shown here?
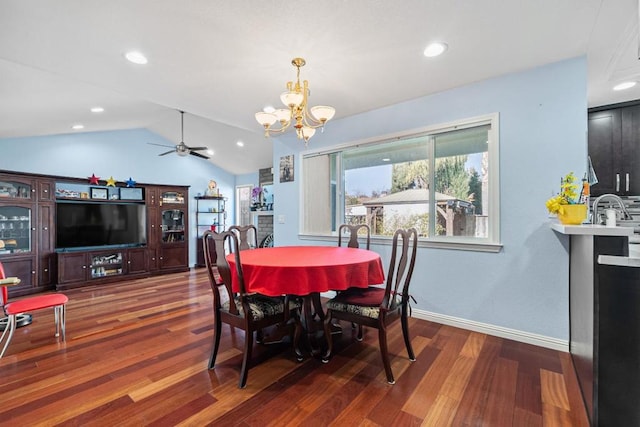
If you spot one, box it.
[208,315,222,369]
[321,311,334,363]
[60,304,66,341]
[378,326,395,384]
[0,314,16,358]
[239,329,254,389]
[357,324,364,341]
[401,307,415,361]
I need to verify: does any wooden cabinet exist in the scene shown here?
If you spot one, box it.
[57,251,88,285]
[57,248,150,289]
[1,170,190,293]
[127,247,148,274]
[588,103,640,196]
[156,187,189,272]
[0,173,55,297]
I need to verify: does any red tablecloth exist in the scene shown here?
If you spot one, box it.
[226,246,385,297]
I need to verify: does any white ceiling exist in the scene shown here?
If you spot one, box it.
[1,0,639,175]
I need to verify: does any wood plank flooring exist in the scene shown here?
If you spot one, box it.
[0,269,589,426]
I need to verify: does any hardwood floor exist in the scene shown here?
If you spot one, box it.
[0,269,589,426]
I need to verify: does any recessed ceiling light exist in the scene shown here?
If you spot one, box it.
[90,107,104,113]
[72,124,84,130]
[423,42,448,58]
[236,141,244,147]
[613,81,636,91]
[263,106,275,113]
[206,149,214,156]
[125,51,148,65]
[382,158,391,162]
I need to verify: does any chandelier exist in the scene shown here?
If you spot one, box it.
[255,57,335,144]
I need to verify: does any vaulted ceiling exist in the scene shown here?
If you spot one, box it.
[1,0,638,174]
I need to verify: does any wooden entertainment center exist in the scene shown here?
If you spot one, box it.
[0,170,189,297]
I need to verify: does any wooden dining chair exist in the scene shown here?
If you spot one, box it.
[338,223,370,250]
[202,230,301,388]
[228,224,258,251]
[322,228,418,384]
[334,223,371,332]
[0,262,68,358]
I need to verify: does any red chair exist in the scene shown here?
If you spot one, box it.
[0,262,68,358]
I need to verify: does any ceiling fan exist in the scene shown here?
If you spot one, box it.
[148,110,209,159]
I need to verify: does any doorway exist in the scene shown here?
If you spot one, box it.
[235,185,252,226]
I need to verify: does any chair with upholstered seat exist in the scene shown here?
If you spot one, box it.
[0,262,68,358]
[202,230,301,388]
[334,223,371,334]
[229,224,258,251]
[322,228,418,384]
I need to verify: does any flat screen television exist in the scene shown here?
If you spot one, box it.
[56,201,147,250]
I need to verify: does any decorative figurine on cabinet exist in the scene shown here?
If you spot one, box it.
[206,180,219,197]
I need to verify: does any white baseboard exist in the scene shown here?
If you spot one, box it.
[411,308,569,352]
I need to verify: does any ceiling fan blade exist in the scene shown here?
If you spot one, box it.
[147,142,175,148]
[190,151,209,159]
[158,150,175,156]
[187,146,208,151]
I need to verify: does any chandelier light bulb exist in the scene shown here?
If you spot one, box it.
[310,105,336,122]
[274,109,292,124]
[255,112,277,128]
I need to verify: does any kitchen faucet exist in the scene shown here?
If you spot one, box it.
[591,193,633,224]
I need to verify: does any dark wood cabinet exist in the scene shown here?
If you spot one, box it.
[588,102,640,196]
[0,173,55,296]
[156,187,189,272]
[57,252,88,285]
[127,247,148,274]
[1,170,190,293]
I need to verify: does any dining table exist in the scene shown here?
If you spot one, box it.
[226,245,385,357]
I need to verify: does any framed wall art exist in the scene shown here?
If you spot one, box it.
[90,187,108,200]
[279,154,294,183]
[119,187,144,201]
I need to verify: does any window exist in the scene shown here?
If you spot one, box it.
[302,114,499,247]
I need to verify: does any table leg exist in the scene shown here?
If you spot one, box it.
[294,293,342,359]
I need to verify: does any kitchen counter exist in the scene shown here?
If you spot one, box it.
[551,220,640,425]
[550,222,634,236]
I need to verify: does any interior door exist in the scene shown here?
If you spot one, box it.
[235,185,252,226]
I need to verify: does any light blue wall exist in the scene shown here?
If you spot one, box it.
[0,128,235,266]
[272,57,587,340]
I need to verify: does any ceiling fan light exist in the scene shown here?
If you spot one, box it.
[255,112,277,127]
[310,105,336,122]
[281,91,304,108]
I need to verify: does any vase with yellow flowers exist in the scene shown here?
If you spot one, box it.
[546,172,587,225]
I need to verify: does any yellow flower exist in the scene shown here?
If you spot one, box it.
[546,172,581,215]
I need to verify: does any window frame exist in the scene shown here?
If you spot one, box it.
[299,113,501,252]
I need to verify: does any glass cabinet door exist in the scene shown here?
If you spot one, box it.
[0,180,32,200]
[0,206,32,254]
[161,209,185,243]
[161,191,185,205]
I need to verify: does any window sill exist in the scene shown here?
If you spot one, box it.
[298,234,503,253]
